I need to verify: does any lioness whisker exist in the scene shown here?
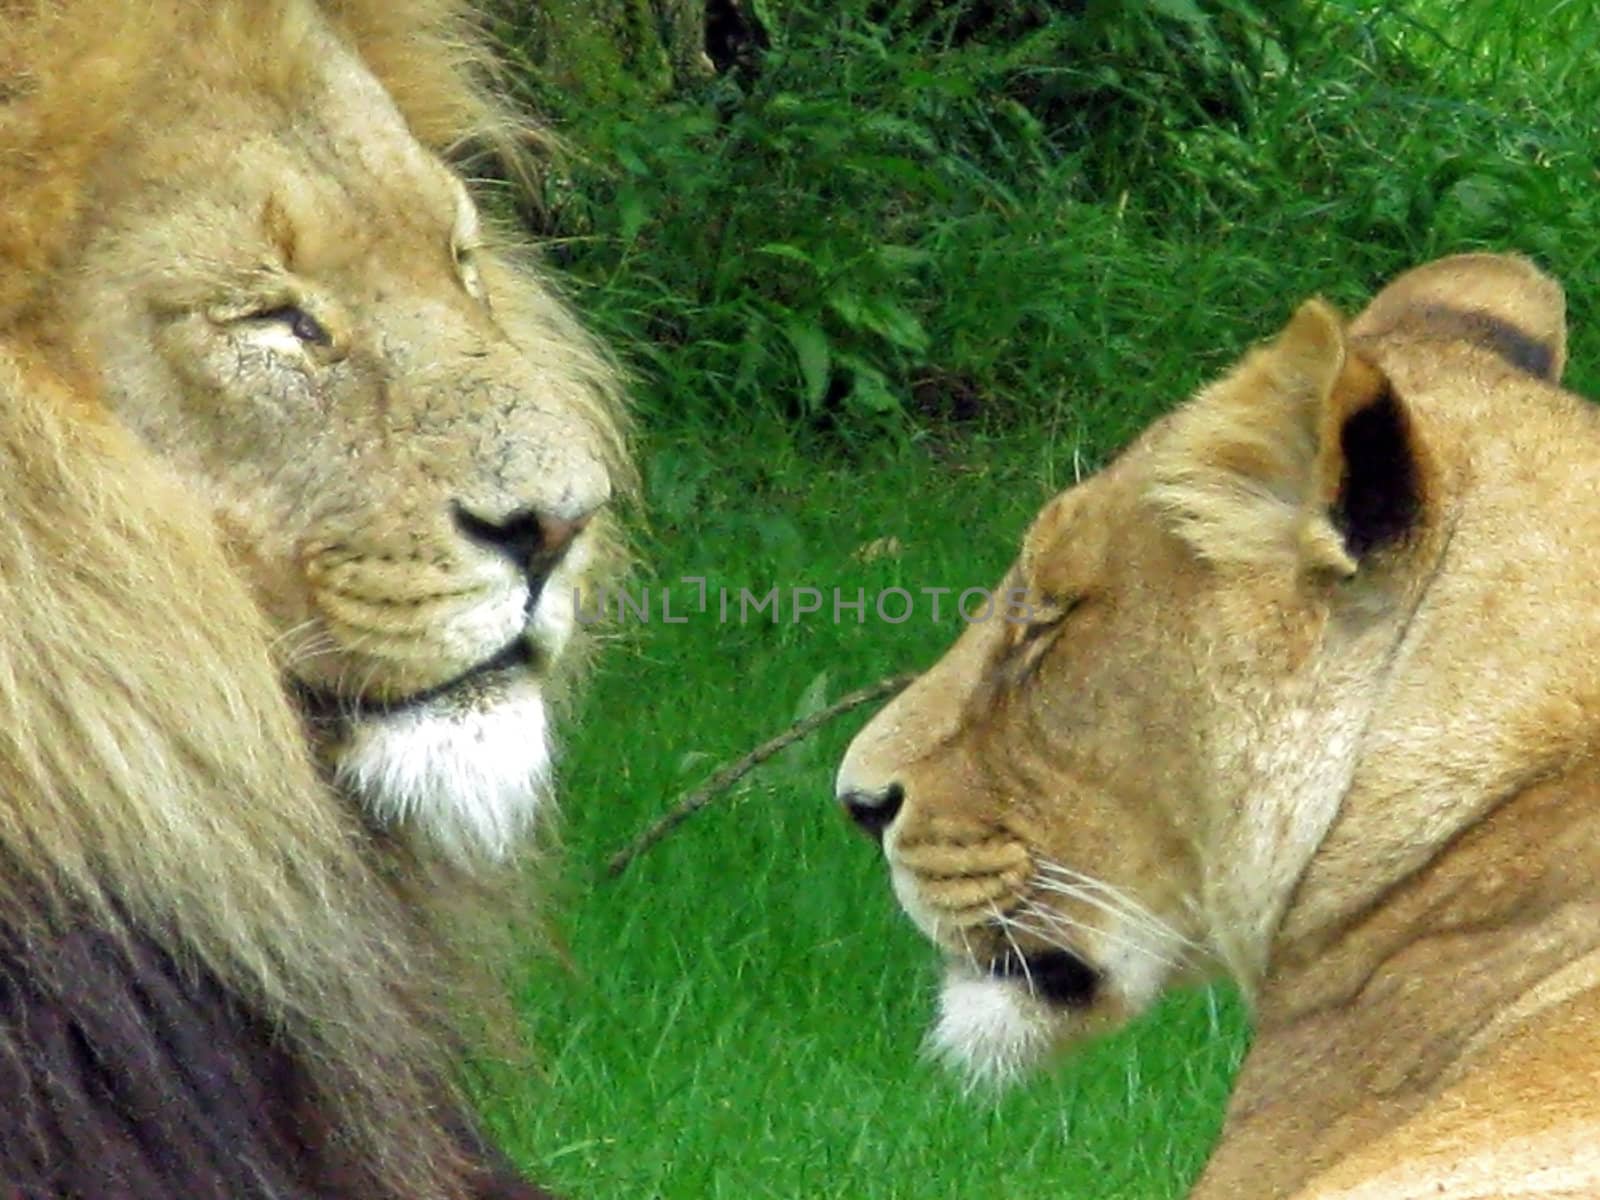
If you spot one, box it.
[1032,859,1174,930]
[1028,880,1195,963]
[1027,872,1178,947]
[992,903,1037,993]
[956,921,978,970]
[1031,861,1201,952]
[1009,899,1183,973]
[996,908,1123,968]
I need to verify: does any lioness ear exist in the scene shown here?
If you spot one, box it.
[1150,299,1423,577]
[1351,253,1566,382]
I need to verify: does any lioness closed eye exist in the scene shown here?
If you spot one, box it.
[838,253,1600,1199]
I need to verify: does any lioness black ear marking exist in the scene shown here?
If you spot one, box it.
[1350,254,1567,383]
[1332,383,1420,559]
[1408,303,1557,380]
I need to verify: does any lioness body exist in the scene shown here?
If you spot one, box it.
[839,254,1600,1196]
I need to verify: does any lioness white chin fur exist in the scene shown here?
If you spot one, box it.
[839,253,1600,1198]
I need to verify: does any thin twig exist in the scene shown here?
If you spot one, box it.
[604,672,916,878]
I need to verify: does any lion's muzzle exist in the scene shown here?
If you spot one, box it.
[292,460,614,863]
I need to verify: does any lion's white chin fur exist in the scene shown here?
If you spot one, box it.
[929,968,1055,1090]
[335,679,553,864]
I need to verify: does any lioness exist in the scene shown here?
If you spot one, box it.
[838,254,1600,1198]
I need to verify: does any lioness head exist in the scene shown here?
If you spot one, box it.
[837,254,1566,1085]
[14,2,626,862]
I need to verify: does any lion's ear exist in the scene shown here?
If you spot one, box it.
[1150,299,1424,577]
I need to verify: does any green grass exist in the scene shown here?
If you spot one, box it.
[472,2,1600,1195]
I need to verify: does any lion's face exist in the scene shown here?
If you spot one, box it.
[60,24,623,861]
[839,299,1442,1084]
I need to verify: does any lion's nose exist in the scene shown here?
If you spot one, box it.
[841,782,905,843]
[451,500,598,583]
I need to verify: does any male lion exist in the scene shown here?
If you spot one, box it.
[0,1,625,1196]
[838,254,1600,1198]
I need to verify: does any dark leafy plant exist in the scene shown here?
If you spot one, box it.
[486,0,1600,440]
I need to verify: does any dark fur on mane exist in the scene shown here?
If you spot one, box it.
[0,910,552,1200]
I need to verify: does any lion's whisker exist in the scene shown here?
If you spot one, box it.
[278,631,342,675]
[268,618,322,656]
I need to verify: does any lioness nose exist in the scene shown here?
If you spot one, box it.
[841,782,904,843]
[452,501,596,578]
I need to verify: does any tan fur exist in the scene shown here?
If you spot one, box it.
[0,2,629,1195]
[839,253,1600,1196]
